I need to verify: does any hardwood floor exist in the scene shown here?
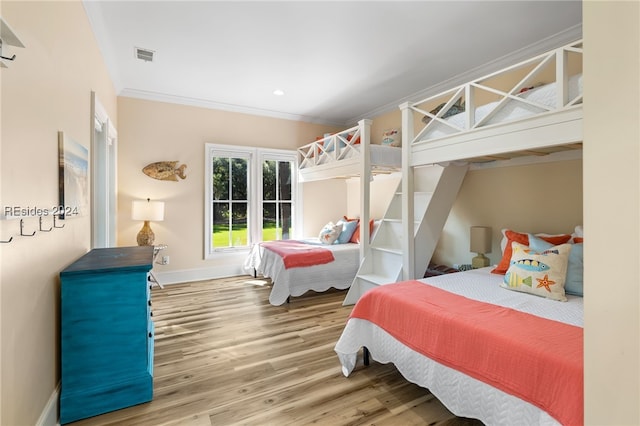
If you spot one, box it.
[70,276,483,426]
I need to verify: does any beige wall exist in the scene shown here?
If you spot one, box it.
[0,1,117,425]
[584,2,639,424]
[435,159,583,267]
[117,97,342,278]
[345,172,401,220]
[301,179,349,236]
[370,109,401,146]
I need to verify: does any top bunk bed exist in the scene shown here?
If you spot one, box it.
[297,119,402,183]
[401,39,583,167]
[297,119,402,260]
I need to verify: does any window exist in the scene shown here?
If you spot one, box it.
[205,144,297,258]
[261,156,294,241]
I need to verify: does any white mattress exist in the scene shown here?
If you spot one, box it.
[243,238,360,305]
[334,267,583,425]
[421,73,583,141]
[300,144,401,170]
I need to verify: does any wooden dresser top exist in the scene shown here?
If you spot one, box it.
[61,246,154,275]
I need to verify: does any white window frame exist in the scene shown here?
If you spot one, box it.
[91,92,118,248]
[204,143,297,259]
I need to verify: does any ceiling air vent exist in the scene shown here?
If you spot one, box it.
[135,47,154,62]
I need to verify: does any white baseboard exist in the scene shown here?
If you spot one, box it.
[36,383,59,426]
[153,264,247,285]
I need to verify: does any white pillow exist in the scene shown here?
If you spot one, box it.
[571,225,583,242]
[335,219,359,244]
[318,222,341,245]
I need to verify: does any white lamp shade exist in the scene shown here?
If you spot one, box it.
[132,199,164,222]
[470,226,492,254]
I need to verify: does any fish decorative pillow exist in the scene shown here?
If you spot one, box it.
[501,242,572,301]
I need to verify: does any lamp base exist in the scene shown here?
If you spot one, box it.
[137,221,155,246]
[472,253,490,269]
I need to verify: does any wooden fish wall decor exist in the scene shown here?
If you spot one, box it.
[142,161,187,181]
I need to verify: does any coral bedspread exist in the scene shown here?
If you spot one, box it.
[260,240,334,269]
[350,280,583,426]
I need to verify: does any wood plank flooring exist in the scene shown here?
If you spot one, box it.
[69,276,483,426]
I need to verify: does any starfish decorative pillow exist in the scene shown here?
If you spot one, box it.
[501,241,572,301]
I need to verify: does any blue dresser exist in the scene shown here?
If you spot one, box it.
[59,246,154,424]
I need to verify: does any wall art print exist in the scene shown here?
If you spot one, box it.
[58,131,88,219]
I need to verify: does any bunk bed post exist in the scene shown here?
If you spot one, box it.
[358,119,372,261]
[464,84,475,130]
[556,46,569,108]
[399,102,415,280]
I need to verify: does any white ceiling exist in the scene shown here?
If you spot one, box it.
[83,1,582,127]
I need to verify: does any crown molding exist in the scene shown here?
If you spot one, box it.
[118,89,347,127]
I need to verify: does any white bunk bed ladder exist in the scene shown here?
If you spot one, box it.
[343,162,467,305]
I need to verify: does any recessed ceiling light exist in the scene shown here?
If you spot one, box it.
[273,89,285,96]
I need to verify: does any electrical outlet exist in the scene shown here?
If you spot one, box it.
[162,255,169,265]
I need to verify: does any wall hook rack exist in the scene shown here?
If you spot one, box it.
[0,16,25,69]
[0,236,12,243]
[53,215,65,228]
[20,219,36,236]
[39,216,52,232]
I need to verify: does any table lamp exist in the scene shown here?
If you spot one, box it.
[470,226,492,268]
[132,198,164,246]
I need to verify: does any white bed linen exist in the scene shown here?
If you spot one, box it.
[244,238,360,305]
[301,144,401,170]
[334,267,583,425]
[421,73,583,141]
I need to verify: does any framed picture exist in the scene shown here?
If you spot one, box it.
[58,131,88,219]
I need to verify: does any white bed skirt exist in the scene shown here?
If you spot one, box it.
[335,318,560,426]
[244,240,359,305]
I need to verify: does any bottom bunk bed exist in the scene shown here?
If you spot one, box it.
[243,238,360,306]
[334,267,583,426]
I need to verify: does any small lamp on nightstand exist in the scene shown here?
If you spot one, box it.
[132,198,164,246]
[470,226,492,268]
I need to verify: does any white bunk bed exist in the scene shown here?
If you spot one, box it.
[336,40,584,425]
[297,119,402,260]
[297,120,402,183]
[399,39,583,281]
[402,39,583,168]
[244,121,402,305]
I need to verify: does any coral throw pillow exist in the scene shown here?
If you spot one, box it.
[350,219,375,244]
